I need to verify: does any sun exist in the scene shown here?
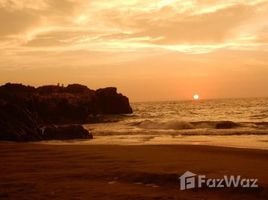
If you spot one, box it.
[193,94,200,100]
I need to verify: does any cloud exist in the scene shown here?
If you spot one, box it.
[0,0,82,39]
[1,0,268,100]
[0,0,268,60]
[135,4,256,44]
[0,6,41,37]
[0,0,47,11]
[256,26,268,42]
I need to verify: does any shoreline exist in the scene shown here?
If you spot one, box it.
[1,142,268,199]
[33,134,268,150]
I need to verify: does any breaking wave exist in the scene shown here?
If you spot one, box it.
[131,120,268,131]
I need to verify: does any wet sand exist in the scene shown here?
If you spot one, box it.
[0,142,268,199]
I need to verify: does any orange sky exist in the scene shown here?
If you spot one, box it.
[0,0,268,101]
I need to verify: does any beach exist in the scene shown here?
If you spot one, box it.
[1,0,268,199]
[0,142,267,199]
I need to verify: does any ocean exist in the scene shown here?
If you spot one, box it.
[55,98,268,149]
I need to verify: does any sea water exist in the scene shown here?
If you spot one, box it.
[53,98,268,149]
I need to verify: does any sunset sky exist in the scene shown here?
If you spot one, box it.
[1,0,268,101]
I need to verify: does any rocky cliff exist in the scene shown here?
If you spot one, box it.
[0,83,132,141]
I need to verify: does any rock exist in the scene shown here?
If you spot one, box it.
[0,101,42,141]
[0,84,118,124]
[64,84,93,94]
[0,83,35,94]
[43,125,93,140]
[215,121,239,129]
[96,87,133,114]
[0,83,133,141]
[37,84,94,95]
[36,85,63,94]
[0,83,132,121]
[0,101,93,141]
[32,93,96,124]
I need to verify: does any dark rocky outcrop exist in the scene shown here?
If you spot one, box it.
[96,87,133,114]
[42,125,93,140]
[0,83,132,141]
[0,101,92,141]
[215,121,239,129]
[0,101,42,141]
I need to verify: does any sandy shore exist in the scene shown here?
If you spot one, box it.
[0,143,268,200]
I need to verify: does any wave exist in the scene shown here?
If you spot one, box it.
[133,120,194,130]
[250,113,268,119]
[131,120,268,131]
